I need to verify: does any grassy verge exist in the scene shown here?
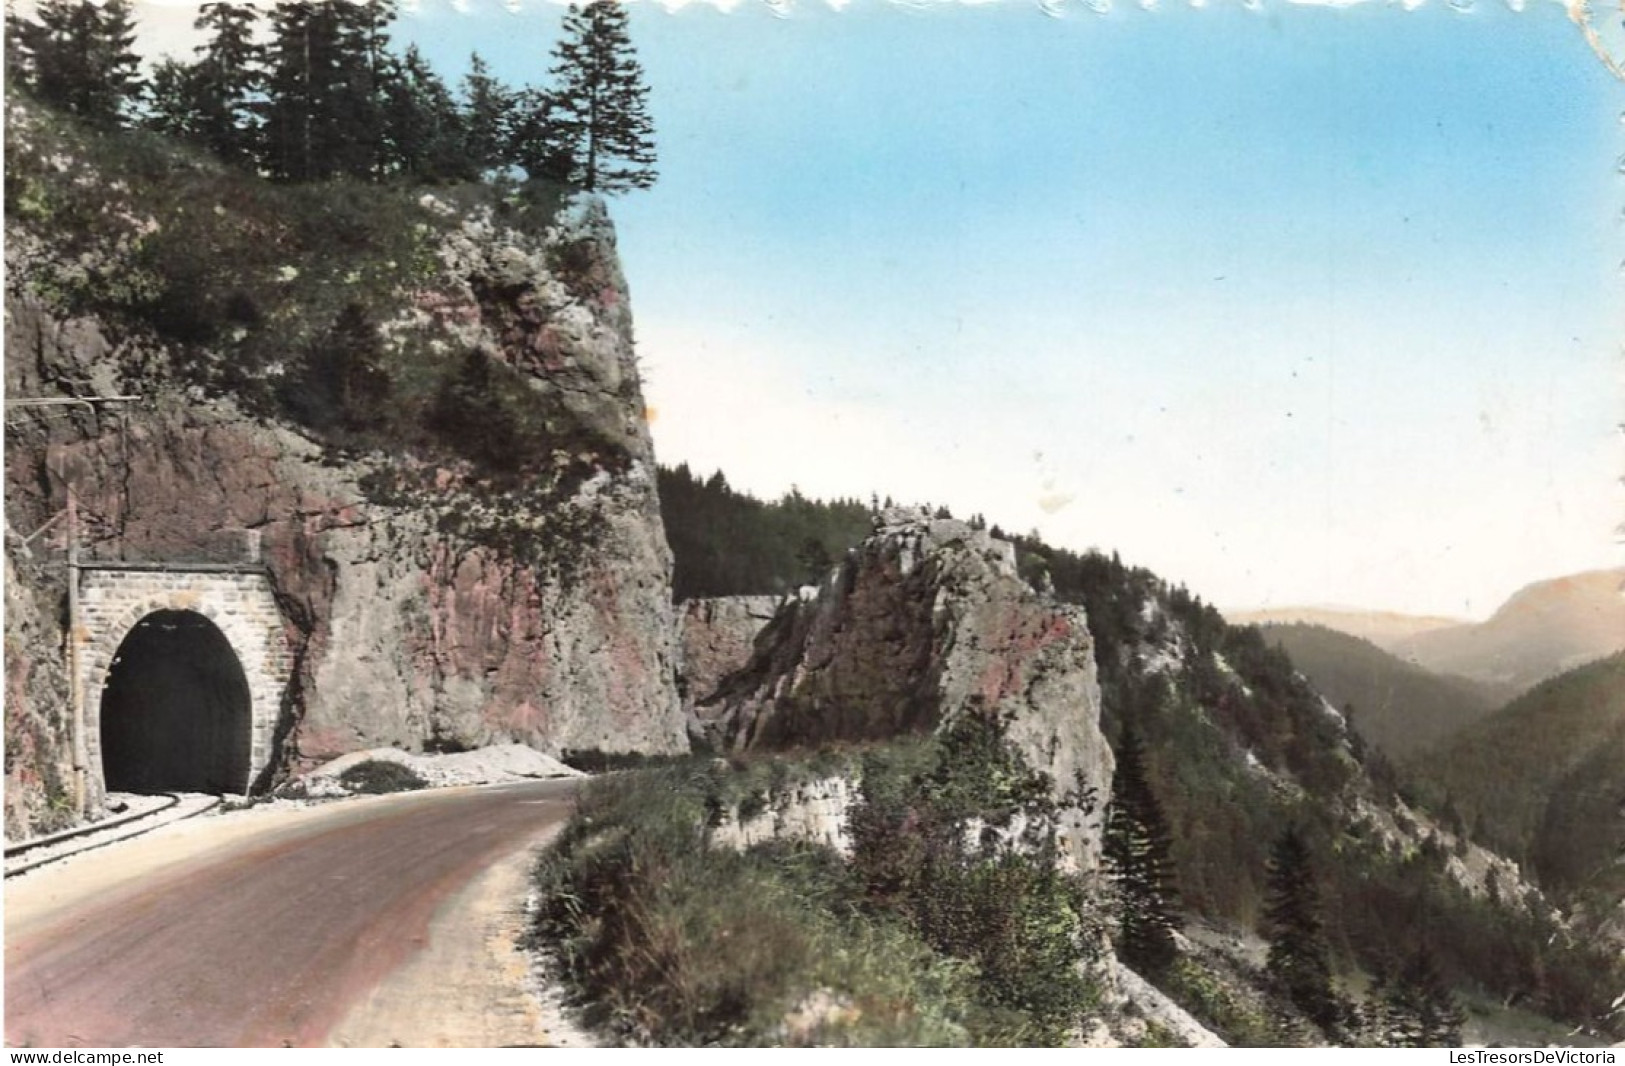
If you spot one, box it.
[531,720,1108,1046]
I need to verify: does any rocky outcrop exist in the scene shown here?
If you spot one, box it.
[675,595,779,716]
[707,774,857,856]
[4,115,685,833]
[694,509,1114,869]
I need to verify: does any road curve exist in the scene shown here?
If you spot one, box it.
[5,778,582,1048]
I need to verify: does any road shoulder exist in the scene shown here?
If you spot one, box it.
[324,819,597,1048]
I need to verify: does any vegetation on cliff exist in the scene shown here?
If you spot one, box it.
[5,85,651,587]
[533,721,1107,1046]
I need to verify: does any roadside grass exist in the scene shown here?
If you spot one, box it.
[531,762,977,1046]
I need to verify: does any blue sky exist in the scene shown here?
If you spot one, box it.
[131,0,1623,617]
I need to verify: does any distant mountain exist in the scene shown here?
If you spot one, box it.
[1255,623,1498,761]
[1392,570,1625,696]
[1421,653,1625,901]
[1228,607,1466,648]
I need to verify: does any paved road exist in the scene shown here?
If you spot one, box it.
[5,778,581,1048]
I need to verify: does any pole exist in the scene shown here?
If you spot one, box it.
[65,471,86,819]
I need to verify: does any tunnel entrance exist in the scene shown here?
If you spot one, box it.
[98,609,252,794]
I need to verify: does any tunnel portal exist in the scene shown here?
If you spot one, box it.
[78,566,292,801]
[99,610,252,794]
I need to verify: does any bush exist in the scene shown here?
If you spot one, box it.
[338,759,428,794]
[533,764,977,1046]
[1163,955,1291,1047]
[848,717,1104,1045]
[557,749,692,774]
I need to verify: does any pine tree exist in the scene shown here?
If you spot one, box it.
[507,86,578,184]
[1262,826,1343,1034]
[260,0,394,181]
[459,52,513,175]
[379,45,467,181]
[1357,961,1400,1048]
[280,303,392,435]
[188,2,263,166]
[329,0,393,178]
[1381,948,1465,1048]
[542,0,656,193]
[17,0,142,127]
[1104,724,1180,977]
[260,1,334,181]
[143,57,201,140]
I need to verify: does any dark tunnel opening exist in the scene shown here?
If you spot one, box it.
[99,609,252,795]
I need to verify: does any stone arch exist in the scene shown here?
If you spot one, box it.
[77,570,292,797]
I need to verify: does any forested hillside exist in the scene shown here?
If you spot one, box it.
[657,483,1625,1039]
[657,464,873,601]
[1419,654,1625,904]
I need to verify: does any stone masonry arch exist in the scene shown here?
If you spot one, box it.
[76,566,292,796]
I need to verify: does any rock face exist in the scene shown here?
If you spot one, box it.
[3,547,74,834]
[694,509,1114,869]
[674,595,780,716]
[4,147,685,834]
[707,775,858,857]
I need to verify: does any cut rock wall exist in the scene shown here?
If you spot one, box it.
[5,194,685,833]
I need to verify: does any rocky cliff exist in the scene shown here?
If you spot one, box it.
[693,509,1114,869]
[674,594,780,715]
[4,101,684,834]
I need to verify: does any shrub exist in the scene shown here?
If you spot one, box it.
[848,717,1105,1045]
[533,764,977,1046]
[1163,954,1290,1047]
[557,749,690,774]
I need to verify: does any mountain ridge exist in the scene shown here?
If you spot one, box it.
[1226,606,1468,646]
[1230,567,1625,698]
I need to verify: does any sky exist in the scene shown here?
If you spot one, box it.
[126,0,1624,619]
